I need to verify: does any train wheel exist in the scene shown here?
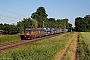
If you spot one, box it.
[39,35,42,38]
[34,36,36,39]
[31,37,33,40]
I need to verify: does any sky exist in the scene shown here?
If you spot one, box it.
[0,0,90,26]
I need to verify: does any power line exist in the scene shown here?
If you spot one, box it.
[0,17,20,24]
[0,8,28,24]
[0,8,26,17]
[0,14,23,19]
[0,17,18,21]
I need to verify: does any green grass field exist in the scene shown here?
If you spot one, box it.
[0,32,74,60]
[0,34,20,44]
[80,32,90,49]
[76,32,90,60]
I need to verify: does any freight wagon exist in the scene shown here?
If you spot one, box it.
[20,28,65,40]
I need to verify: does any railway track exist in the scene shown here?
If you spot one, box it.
[0,33,64,52]
[58,32,78,60]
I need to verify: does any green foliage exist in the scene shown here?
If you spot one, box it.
[84,15,90,30]
[0,23,3,30]
[32,19,38,28]
[48,18,56,28]
[0,6,72,34]
[68,23,72,28]
[17,18,39,33]
[0,30,3,34]
[2,24,20,34]
[0,35,20,44]
[0,23,23,34]
[17,18,33,33]
[31,6,71,28]
[31,6,48,27]
[75,15,90,32]
[0,32,74,60]
[47,18,71,28]
[56,18,69,28]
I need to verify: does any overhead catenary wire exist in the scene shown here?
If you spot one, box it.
[0,7,28,24]
[0,14,23,20]
[0,17,19,21]
[0,17,20,24]
[0,8,26,17]
[0,18,18,24]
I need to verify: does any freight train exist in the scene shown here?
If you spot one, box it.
[21,28,65,40]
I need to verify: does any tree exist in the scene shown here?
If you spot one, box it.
[48,18,56,28]
[31,6,48,27]
[0,23,3,30]
[22,18,32,28]
[56,19,69,28]
[3,23,9,34]
[0,23,4,34]
[84,15,90,30]
[32,19,38,28]
[75,16,89,32]
[2,23,19,34]
[68,23,72,28]
[17,18,32,33]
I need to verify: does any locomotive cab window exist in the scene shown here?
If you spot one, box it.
[25,30,32,33]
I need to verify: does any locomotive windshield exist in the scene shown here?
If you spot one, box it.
[25,29,32,33]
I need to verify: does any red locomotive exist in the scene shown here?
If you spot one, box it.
[24,28,45,39]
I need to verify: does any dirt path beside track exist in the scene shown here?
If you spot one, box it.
[55,32,78,60]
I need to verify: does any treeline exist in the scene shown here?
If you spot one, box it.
[0,23,20,34]
[30,6,72,28]
[0,7,72,34]
[75,15,90,32]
